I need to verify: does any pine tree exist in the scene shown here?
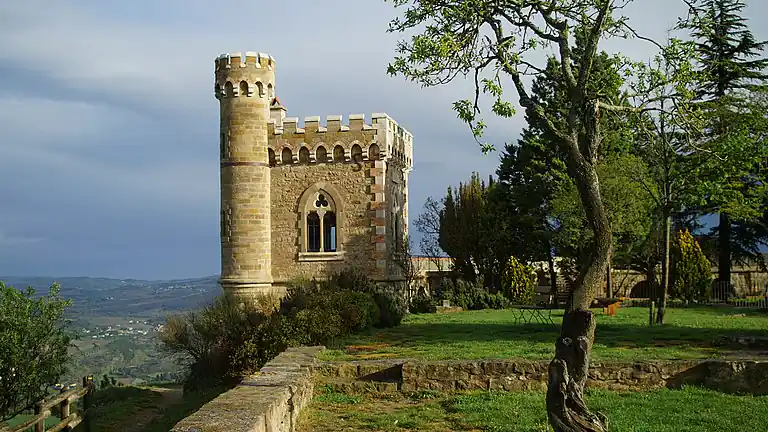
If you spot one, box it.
[680,0,768,285]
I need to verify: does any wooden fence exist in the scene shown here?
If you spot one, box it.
[1,376,94,432]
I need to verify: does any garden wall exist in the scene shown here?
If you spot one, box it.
[170,350,768,431]
[170,346,325,432]
[317,358,768,395]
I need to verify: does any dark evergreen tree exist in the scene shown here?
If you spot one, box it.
[680,0,768,283]
[494,32,631,303]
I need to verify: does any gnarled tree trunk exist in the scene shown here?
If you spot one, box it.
[547,146,611,432]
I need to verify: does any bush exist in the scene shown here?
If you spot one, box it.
[501,256,537,304]
[163,269,405,391]
[429,279,509,310]
[373,290,407,327]
[671,229,712,302]
[410,294,437,314]
[159,293,279,391]
[335,291,380,333]
[326,269,407,328]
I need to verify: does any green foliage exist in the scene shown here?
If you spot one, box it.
[678,0,768,279]
[551,154,657,269]
[71,385,163,432]
[372,291,407,328]
[324,268,408,328]
[99,375,118,389]
[161,270,404,391]
[432,279,510,311]
[0,282,73,422]
[438,173,506,289]
[500,257,537,305]
[159,293,279,391]
[671,230,713,301]
[409,295,437,314]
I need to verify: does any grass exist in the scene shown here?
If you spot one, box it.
[72,386,163,432]
[318,306,768,362]
[299,386,768,432]
[4,415,61,431]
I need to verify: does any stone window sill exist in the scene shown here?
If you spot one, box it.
[298,251,345,262]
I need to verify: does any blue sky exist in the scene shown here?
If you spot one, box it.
[0,1,765,280]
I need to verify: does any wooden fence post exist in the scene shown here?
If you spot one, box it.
[59,387,70,432]
[34,401,44,432]
[82,376,94,432]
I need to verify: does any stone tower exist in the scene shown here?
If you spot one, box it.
[214,51,276,300]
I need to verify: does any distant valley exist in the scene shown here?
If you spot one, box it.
[2,275,223,386]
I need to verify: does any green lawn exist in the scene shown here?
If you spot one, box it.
[4,415,61,431]
[318,306,768,362]
[299,386,768,432]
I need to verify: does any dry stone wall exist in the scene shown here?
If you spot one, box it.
[316,358,768,395]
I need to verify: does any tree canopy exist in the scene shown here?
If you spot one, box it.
[0,282,73,422]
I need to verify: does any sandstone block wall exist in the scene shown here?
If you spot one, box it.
[267,113,413,285]
[215,52,276,298]
[270,161,377,282]
[316,358,768,395]
[171,346,325,432]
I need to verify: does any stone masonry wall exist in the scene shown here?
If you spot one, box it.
[317,358,768,395]
[171,346,325,432]
[270,161,378,283]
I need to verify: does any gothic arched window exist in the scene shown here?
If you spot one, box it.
[323,211,337,252]
[307,212,321,252]
[298,183,345,261]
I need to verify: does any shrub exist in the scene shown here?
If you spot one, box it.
[159,293,277,391]
[373,290,407,327]
[501,256,537,304]
[326,269,407,328]
[163,269,405,391]
[335,291,380,333]
[229,313,294,376]
[429,279,509,310]
[671,229,712,301]
[328,268,378,293]
[410,294,437,314]
[280,277,381,337]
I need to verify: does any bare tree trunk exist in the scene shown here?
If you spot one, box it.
[605,259,612,298]
[547,155,610,432]
[656,212,671,324]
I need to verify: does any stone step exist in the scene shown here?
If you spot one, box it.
[315,377,399,394]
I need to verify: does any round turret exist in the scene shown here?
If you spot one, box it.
[215,51,276,300]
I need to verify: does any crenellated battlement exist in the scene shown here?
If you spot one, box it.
[214,52,276,100]
[215,51,275,70]
[269,114,380,134]
[266,113,413,170]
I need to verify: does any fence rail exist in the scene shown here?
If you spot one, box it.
[621,297,768,309]
[1,376,94,432]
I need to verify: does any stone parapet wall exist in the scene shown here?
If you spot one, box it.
[171,346,325,432]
